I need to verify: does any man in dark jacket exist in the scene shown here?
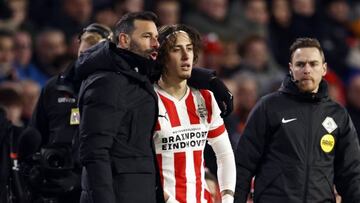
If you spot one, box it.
[29,23,114,203]
[234,38,360,203]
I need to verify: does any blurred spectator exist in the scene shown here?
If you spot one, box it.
[92,0,113,9]
[225,34,284,95]
[240,0,269,38]
[349,0,360,39]
[0,84,23,126]
[268,0,294,69]
[51,0,93,40]
[0,0,34,33]
[346,71,360,137]
[291,0,322,39]
[224,72,259,149]
[346,40,360,70]
[324,69,346,106]
[199,33,225,73]
[32,28,67,86]
[155,0,180,26]
[13,31,31,68]
[20,80,40,124]
[321,0,353,78]
[114,0,144,16]
[221,41,242,73]
[28,0,62,28]
[0,29,17,82]
[13,30,43,85]
[94,4,118,29]
[183,0,242,41]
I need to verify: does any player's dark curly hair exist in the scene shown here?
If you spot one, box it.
[157,24,202,71]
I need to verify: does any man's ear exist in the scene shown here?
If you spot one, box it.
[118,33,130,49]
[322,62,328,76]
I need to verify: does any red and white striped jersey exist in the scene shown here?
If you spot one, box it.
[153,84,228,203]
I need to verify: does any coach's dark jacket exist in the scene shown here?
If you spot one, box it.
[235,75,360,203]
[76,41,161,203]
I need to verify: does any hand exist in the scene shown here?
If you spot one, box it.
[222,194,234,203]
[210,77,234,117]
[163,191,169,201]
[164,192,179,203]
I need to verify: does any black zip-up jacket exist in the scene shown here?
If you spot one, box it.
[234,75,360,203]
[76,41,161,203]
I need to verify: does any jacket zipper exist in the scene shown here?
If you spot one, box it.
[303,104,312,203]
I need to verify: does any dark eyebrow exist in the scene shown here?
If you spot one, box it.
[173,43,193,48]
[295,60,320,64]
[142,32,157,37]
[308,60,319,63]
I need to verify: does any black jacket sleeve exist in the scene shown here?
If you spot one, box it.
[79,73,123,203]
[334,112,360,202]
[234,98,269,203]
[189,67,233,117]
[188,67,216,89]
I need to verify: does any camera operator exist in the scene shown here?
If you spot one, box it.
[0,106,13,202]
[0,105,39,203]
[29,23,114,203]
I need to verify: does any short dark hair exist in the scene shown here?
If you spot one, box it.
[114,11,158,43]
[237,34,265,57]
[289,38,325,62]
[79,23,114,42]
[0,29,14,39]
[157,24,202,68]
[0,88,23,107]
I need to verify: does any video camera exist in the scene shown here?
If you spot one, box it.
[9,127,80,203]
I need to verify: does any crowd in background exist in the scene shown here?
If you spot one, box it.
[0,0,360,201]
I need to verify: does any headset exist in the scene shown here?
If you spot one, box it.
[78,23,113,42]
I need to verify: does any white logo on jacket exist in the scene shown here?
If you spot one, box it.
[282,118,297,123]
[322,117,337,133]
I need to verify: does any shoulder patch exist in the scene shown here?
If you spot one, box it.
[322,117,337,134]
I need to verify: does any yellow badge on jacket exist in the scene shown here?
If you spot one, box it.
[70,108,80,125]
[320,134,335,153]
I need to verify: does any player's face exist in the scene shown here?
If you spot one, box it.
[164,32,194,81]
[289,47,327,93]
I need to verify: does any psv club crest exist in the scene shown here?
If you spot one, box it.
[197,104,208,119]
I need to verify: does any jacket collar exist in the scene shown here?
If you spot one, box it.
[110,45,158,82]
[75,41,157,83]
[56,62,77,95]
[279,74,329,102]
